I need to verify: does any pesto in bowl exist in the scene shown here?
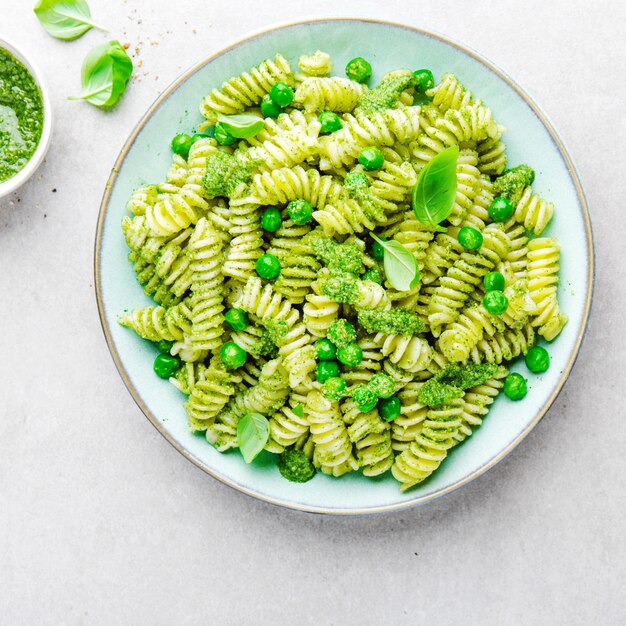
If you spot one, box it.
[0,46,44,184]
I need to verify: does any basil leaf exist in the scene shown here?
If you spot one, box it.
[292,404,304,417]
[237,413,270,463]
[371,234,419,291]
[216,113,265,139]
[68,41,133,109]
[34,0,107,41]
[412,145,459,227]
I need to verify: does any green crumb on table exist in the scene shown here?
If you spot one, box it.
[311,237,362,275]
[357,308,424,335]
[0,48,44,183]
[327,319,357,348]
[493,164,535,206]
[278,448,316,483]
[202,151,254,198]
[418,363,501,407]
[320,270,359,304]
[355,72,416,115]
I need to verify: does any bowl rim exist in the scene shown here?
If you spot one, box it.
[94,17,595,515]
[0,35,53,198]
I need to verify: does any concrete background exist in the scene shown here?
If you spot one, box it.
[0,1,623,624]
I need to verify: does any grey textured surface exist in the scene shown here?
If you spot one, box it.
[0,1,623,624]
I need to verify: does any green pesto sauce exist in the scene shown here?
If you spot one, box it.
[202,151,254,198]
[344,169,384,222]
[493,164,535,206]
[0,48,44,183]
[320,270,359,304]
[356,73,415,115]
[418,363,499,407]
[326,319,357,348]
[249,331,278,358]
[278,448,315,483]
[310,236,362,275]
[357,308,424,335]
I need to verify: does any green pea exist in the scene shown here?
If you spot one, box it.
[287,198,313,225]
[260,94,282,118]
[525,346,550,373]
[337,342,363,367]
[352,384,378,412]
[214,122,235,146]
[191,131,213,144]
[224,308,249,331]
[458,226,483,250]
[369,373,395,399]
[371,237,386,261]
[413,69,435,92]
[316,360,340,383]
[255,253,281,280]
[489,196,515,222]
[315,338,337,361]
[153,353,179,379]
[358,146,384,171]
[322,376,348,401]
[171,133,193,158]
[484,271,506,292]
[483,290,509,315]
[504,373,527,400]
[156,339,173,354]
[261,207,282,233]
[345,57,372,83]
[319,111,343,134]
[269,81,294,107]
[378,396,401,421]
[362,267,383,284]
[220,341,247,369]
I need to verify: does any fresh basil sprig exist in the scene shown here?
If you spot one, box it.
[34,0,107,41]
[68,41,133,109]
[237,413,270,463]
[216,113,265,139]
[370,233,419,292]
[412,145,459,229]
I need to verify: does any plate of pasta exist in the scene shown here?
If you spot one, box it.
[95,19,593,514]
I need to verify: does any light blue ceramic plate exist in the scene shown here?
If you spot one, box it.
[95,19,593,514]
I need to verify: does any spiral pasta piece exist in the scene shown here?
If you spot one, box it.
[187,218,225,351]
[312,196,378,236]
[514,186,554,235]
[477,136,507,175]
[421,227,463,285]
[184,357,242,431]
[391,211,436,273]
[426,73,475,112]
[527,238,568,340]
[233,276,298,327]
[126,185,158,216]
[306,390,358,476]
[347,410,394,476]
[454,368,507,444]
[119,301,192,342]
[145,184,209,237]
[374,333,433,373]
[222,201,263,281]
[391,383,429,451]
[297,50,333,79]
[170,361,208,395]
[294,76,367,113]
[200,53,293,123]
[303,281,340,337]
[466,325,535,365]
[269,386,311,448]
[166,154,189,188]
[448,149,481,226]
[391,398,465,490]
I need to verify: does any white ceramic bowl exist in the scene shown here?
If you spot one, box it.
[0,36,53,199]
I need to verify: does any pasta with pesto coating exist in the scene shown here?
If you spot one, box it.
[118,50,568,491]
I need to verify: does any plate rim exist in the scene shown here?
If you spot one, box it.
[94,17,595,515]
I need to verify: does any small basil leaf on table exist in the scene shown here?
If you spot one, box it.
[370,233,419,291]
[34,0,108,41]
[237,413,270,463]
[216,113,265,139]
[68,41,133,109]
[412,145,459,227]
